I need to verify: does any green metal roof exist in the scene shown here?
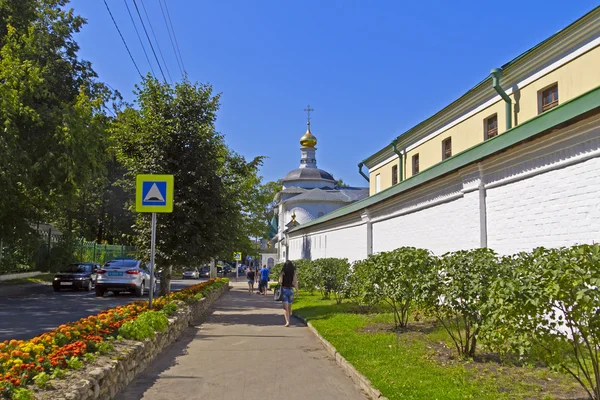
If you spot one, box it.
[361,6,600,167]
[292,84,600,233]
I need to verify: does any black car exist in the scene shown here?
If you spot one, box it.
[53,263,100,292]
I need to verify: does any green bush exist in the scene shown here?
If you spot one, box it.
[419,248,501,358]
[346,256,378,312]
[118,311,168,341]
[161,303,178,316]
[313,258,350,304]
[371,247,435,328]
[483,245,600,400]
[271,263,283,280]
[294,259,319,293]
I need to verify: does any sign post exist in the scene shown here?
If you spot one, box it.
[136,174,174,309]
[233,251,242,282]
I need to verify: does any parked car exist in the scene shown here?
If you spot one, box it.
[217,264,232,277]
[53,263,100,292]
[199,267,210,278]
[182,268,200,279]
[95,259,155,297]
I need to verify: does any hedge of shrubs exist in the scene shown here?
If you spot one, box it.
[287,244,600,400]
[0,278,229,400]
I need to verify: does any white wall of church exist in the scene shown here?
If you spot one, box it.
[283,201,347,226]
[287,113,600,261]
[288,219,368,263]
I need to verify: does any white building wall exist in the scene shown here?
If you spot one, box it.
[485,117,600,254]
[288,113,600,261]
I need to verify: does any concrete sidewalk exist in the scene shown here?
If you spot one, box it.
[117,281,367,400]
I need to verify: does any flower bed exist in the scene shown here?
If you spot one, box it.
[0,278,229,399]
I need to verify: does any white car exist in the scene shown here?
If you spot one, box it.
[182,268,200,279]
[95,259,156,297]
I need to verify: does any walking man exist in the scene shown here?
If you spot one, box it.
[259,264,270,295]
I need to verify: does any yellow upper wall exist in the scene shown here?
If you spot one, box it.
[369,44,600,195]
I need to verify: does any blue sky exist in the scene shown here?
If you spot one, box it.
[71,0,598,187]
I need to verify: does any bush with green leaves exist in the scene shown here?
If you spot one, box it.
[161,303,178,316]
[419,248,501,358]
[118,311,168,341]
[312,258,350,304]
[293,259,319,293]
[369,247,435,328]
[271,263,283,281]
[483,245,600,400]
[346,256,378,312]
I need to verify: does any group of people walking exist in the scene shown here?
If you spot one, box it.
[245,261,299,327]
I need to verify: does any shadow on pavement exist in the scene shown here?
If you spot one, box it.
[116,326,203,400]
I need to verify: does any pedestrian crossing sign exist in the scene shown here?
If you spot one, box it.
[136,174,174,213]
[233,252,242,261]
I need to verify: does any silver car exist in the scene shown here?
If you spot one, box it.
[182,268,200,279]
[95,259,156,297]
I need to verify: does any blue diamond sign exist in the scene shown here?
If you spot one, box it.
[136,175,174,213]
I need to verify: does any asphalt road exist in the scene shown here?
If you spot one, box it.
[0,279,203,341]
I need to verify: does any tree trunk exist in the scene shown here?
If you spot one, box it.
[160,265,172,296]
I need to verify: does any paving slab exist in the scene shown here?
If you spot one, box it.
[118,282,367,400]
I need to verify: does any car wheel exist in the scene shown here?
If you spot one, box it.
[53,285,60,292]
[95,287,105,297]
[135,282,145,297]
[85,279,93,291]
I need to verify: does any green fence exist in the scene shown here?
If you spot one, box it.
[76,240,137,265]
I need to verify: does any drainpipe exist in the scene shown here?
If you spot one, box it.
[490,68,512,130]
[391,139,403,183]
[358,162,370,182]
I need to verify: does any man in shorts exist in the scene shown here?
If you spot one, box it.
[259,264,270,295]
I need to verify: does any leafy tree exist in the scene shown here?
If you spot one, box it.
[420,248,501,358]
[0,0,114,271]
[483,245,600,400]
[111,76,264,294]
[334,178,350,188]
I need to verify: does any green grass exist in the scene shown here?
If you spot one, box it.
[293,292,583,400]
[0,273,54,285]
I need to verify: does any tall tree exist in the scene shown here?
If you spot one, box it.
[0,0,114,271]
[111,76,264,293]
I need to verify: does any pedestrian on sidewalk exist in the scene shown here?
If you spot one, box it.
[246,268,256,294]
[259,264,270,295]
[279,260,299,327]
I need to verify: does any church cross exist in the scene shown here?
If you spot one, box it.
[304,104,314,123]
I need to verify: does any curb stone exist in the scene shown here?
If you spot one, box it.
[293,314,388,400]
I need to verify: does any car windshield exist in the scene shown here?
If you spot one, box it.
[105,259,138,269]
[62,264,91,273]
[200,267,209,272]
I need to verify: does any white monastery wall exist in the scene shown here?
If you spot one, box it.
[484,116,600,254]
[287,113,600,261]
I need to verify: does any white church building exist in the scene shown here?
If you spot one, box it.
[270,113,368,263]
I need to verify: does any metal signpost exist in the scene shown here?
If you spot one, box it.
[136,174,174,309]
[233,252,242,282]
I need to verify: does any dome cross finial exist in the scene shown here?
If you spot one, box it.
[304,104,314,125]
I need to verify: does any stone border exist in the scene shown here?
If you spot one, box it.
[293,314,388,400]
[33,283,230,400]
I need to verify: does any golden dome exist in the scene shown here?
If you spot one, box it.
[300,122,317,147]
